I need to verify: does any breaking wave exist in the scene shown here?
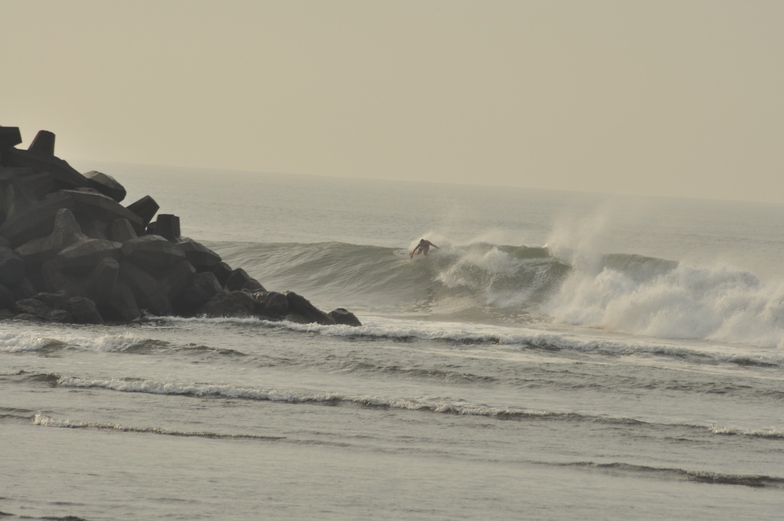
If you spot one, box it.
[212,239,784,349]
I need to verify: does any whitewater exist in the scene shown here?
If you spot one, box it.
[2,164,783,520]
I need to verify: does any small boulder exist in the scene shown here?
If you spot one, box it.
[284,291,335,325]
[83,171,126,202]
[119,261,173,316]
[68,296,103,324]
[49,309,72,323]
[211,261,233,286]
[253,291,289,319]
[103,280,141,322]
[178,238,222,269]
[14,298,51,320]
[176,271,223,315]
[196,290,255,318]
[0,126,22,148]
[157,260,196,300]
[126,195,159,227]
[152,214,180,242]
[32,291,69,311]
[329,308,362,327]
[122,235,186,269]
[225,268,265,293]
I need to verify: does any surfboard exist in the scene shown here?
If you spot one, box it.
[396,249,425,260]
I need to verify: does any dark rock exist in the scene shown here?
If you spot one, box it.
[285,291,335,325]
[15,298,51,319]
[1,190,140,248]
[83,171,126,202]
[253,291,289,318]
[103,280,140,322]
[14,208,86,264]
[32,291,69,311]
[110,218,138,243]
[2,130,90,189]
[196,290,255,318]
[56,238,122,274]
[68,296,103,324]
[0,126,22,149]
[28,130,55,156]
[119,261,172,316]
[40,260,83,296]
[0,246,24,286]
[225,268,265,293]
[1,126,359,326]
[178,238,221,269]
[49,309,72,323]
[85,257,120,303]
[157,260,195,300]
[126,195,159,227]
[0,283,15,309]
[0,190,74,247]
[65,189,143,229]
[329,308,362,327]
[77,216,109,240]
[0,181,14,226]
[211,261,233,286]
[122,235,186,269]
[153,214,180,241]
[13,169,57,200]
[176,271,223,315]
[14,313,40,321]
[12,278,36,300]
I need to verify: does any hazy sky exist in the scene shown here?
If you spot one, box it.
[4,1,783,203]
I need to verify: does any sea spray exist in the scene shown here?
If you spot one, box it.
[546,259,784,348]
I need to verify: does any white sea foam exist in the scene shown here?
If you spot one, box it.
[0,331,63,352]
[156,313,783,367]
[546,260,784,349]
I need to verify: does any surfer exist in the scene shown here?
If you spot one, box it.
[410,239,439,258]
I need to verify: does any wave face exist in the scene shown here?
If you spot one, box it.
[214,239,784,348]
[214,241,570,317]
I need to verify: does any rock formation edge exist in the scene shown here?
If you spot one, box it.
[0,126,361,327]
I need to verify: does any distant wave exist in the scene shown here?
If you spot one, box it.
[211,239,784,349]
[561,461,784,489]
[55,375,784,442]
[31,411,784,489]
[33,412,283,441]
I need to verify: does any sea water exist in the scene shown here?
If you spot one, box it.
[2,164,783,520]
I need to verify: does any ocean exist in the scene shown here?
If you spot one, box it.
[2,164,783,520]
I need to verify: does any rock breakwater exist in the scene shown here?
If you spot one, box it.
[0,126,361,327]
